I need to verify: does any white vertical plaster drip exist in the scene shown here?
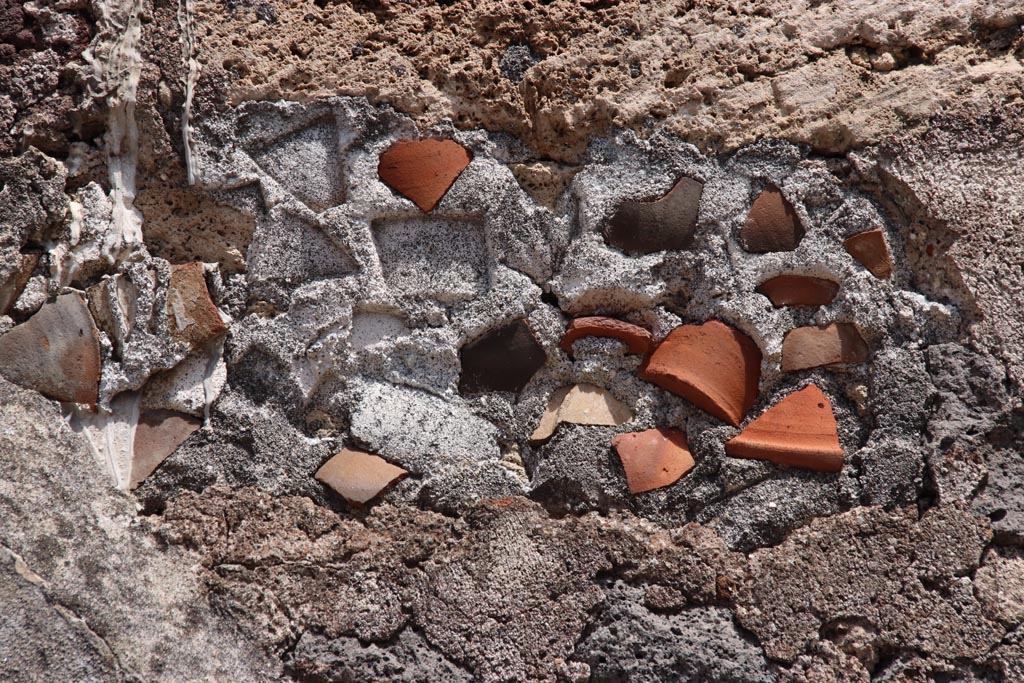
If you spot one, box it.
[178,0,202,185]
[202,337,225,428]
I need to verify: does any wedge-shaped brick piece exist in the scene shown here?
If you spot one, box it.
[844,228,893,279]
[459,319,546,394]
[725,384,844,472]
[560,316,654,357]
[315,447,408,505]
[612,428,695,494]
[639,320,761,427]
[131,410,201,489]
[756,274,839,308]
[741,185,804,253]
[0,292,101,404]
[530,383,633,444]
[168,263,227,349]
[604,176,703,255]
[782,323,868,372]
[378,138,472,213]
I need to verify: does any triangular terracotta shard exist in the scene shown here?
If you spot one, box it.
[604,176,703,255]
[756,274,840,308]
[131,410,202,489]
[314,447,408,505]
[0,292,101,404]
[638,320,762,427]
[560,316,654,357]
[782,323,868,372]
[844,228,893,279]
[378,138,472,213]
[725,384,844,472]
[167,263,227,349]
[459,319,547,395]
[740,185,805,253]
[612,428,695,494]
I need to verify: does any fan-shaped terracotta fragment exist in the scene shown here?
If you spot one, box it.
[530,384,633,444]
[612,428,695,494]
[756,275,839,308]
[459,319,546,395]
[638,320,762,427]
[314,447,408,505]
[168,263,227,349]
[603,176,703,255]
[378,138,472,213]
[740,185,804,253]
[844,228,893,279]
[725,384,844,472]
[0,292,101,404]
[560,316,654,357]
[782,323,868,372]
[131,410,202,489]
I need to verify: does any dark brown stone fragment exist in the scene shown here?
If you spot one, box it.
[458,319,546,394]
[756,274,839,307]
[603,176,703,255]
[740,185,804,253]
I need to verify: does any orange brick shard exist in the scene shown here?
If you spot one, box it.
[378,138,472,213]
[612,428,695,494]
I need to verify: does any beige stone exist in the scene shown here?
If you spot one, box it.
[530,384,633,444]
[314,448,408,505]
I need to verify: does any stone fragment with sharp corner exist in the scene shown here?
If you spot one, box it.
[740,185,804,253]
[530,383,633,444]
[314,447,408,504]
[782,323,868,372]
[0,253,39,314]
[844,228,893,279]
[131,410,202,488]
[459,319,546,395]
[725,384,844,472]
[0,291,102,404]
[604,176,703,255]
[378,138,472,213]
[612,428,695,494]
[638,320,761,427]
[560,316,654,357]
[167,262,227,349]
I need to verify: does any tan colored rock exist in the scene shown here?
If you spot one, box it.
[740,186,803,253]
[0,292,101,404]
[530,384,633,444]
[844,228,894,279]
[782,323,869,372]
[314,447,408,505]
[639,321,762,427]
[131,410,202,489]
[756,274,839,308]
[725,384,844,472]
[975,549,1024,625]
[167,262,227,349]
[509,161,580,210]
[378,138,472,213]
[611,428,695,494]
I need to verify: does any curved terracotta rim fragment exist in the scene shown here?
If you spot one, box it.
[725,384,844,472]
[377,138,472,213]
[638,320,762,426]
[756,274,840,308]
[560,316,654,357]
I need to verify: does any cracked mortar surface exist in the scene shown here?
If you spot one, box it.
[1,0,1024,681]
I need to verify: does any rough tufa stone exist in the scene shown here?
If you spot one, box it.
[459,319,546,394]
[725,384,844,472]
[377,138,472,213]
[844,228,894,279]
[603,176,703,255]
[314,447,408,505]
[131,410,202,489]
[0,252,39,314]
[530,384,633,444]
[782,322,869,372]
[639,320,762,427]
[612,428,695,494]
[740,185,804,253]
[560,316,654,357]
[0,292,101,404]
[167,262,227,349]
[756,274,839,307]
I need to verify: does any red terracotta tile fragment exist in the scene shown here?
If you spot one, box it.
[740,185,804,253]
[560,316,654,357]
[725,384,844,472]
[756,274,840,308]
[167,262,227,349]
[0,252,39,314]
[638,320,762,427]
[844,228,893,279]
[314,447,408,505]
[604,176,703,255]
[377,138,472,213]
[0,292,101,404]
[782,323,868,372]
[612,428,695,494]
[131,410,202,488]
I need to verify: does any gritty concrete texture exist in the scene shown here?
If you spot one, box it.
[1,0,1023,680]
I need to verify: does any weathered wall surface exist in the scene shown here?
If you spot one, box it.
[1,1,1023,682]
